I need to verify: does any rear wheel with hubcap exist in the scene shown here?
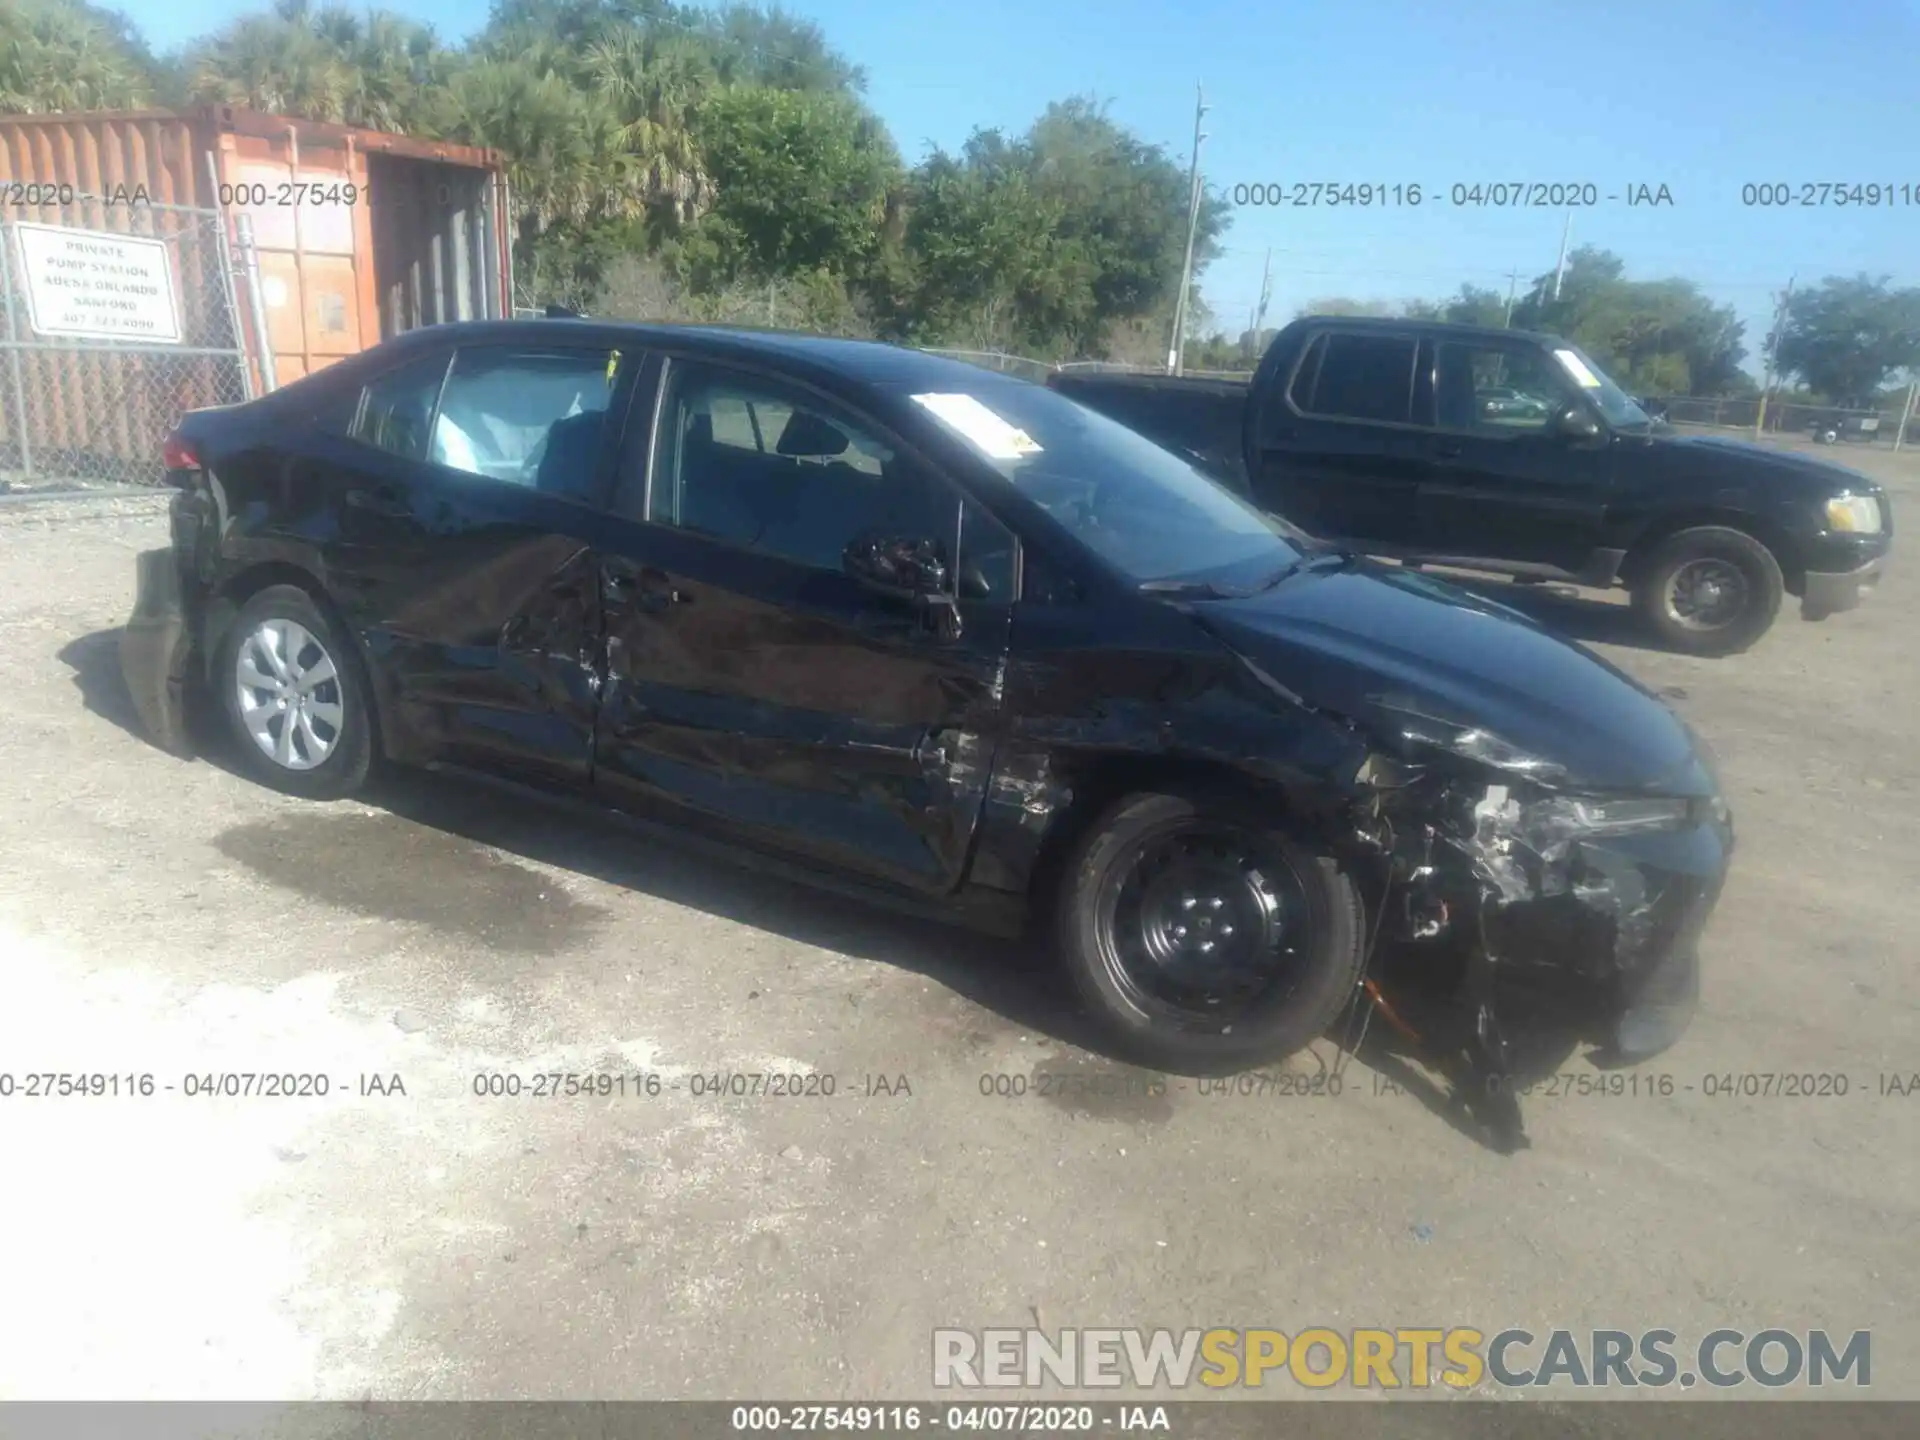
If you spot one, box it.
[217,584,373,799]
[1630,526,1783,656]
[1057,788,1366,1075]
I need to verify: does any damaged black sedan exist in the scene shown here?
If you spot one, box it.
[121,320,1733,1129]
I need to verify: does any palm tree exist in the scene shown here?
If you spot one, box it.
[579,24,714,221]
[185,12,350,121]
[0,0,155,111]
[433,58,627,234]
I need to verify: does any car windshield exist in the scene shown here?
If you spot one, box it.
[898,377,1304,589]
[1551,346,1652,429]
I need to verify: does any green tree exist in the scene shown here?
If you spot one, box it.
[0,0,158,110]
[700,2,865,93]
[893,99,1228,356]
[1293,296,1398,319]
[1437,284,1508,327]
[1511,247,1748,395]
[686,85,899,283]
[1773,276,1920,405]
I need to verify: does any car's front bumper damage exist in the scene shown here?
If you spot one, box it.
[1346,744,1732,1151]
[119,546,197,757]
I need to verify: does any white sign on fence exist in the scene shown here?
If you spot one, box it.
[11,222,182,343]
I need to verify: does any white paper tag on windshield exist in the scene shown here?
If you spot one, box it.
[911,392,1043,459]
[1553,348,1603,388]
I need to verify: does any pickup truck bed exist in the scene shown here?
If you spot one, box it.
[1048,371,1253,493]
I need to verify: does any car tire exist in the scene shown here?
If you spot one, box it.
[1056,787,1366,1075]
[1630,526,1784,656]
[217,584,374,800]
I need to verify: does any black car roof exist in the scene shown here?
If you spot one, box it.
[370,318,1024,392]
[1285,314,1571,347]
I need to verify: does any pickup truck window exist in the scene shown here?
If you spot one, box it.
[1295,332,1417,424]
[1435,342,1573,433]
[1550,346,1653,429]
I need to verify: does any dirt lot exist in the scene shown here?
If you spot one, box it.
[1,447,1917,1409]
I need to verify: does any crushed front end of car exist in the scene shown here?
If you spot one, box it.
[1175,561,1738,1150]
[1340,706,1733,1150]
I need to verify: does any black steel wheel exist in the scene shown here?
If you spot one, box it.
[1058,787,1365,1075]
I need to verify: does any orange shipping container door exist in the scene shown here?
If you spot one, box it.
[219,142,369,387]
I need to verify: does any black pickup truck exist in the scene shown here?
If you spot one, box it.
[1050,317,1893,654]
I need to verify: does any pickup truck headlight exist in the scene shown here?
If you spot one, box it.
[1825,495,1882,533]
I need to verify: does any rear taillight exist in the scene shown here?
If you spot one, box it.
[162,431,201,476]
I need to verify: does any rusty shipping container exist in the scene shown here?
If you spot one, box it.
[0,107,510,484]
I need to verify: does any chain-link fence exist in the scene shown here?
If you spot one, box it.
[1648,394,1919,448]
[916,348,1058,382]
[0,195,252,492]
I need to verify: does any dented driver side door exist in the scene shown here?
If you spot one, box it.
[589,357,1017,895]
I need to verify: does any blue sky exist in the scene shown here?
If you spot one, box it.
[121,0,1920,368]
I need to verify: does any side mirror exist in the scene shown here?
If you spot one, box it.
[844,533,950,597]
[844,534,963,642]
[1550,405,1604,441]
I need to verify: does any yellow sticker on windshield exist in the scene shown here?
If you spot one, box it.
[1553,348,1603,388]
[911,392,1043,460]
[607,349,620,385]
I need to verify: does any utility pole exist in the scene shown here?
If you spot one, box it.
[1551,208,1573,301]
[1248,247,1273,361]
[1167,85,1209,376]
[1895,377,1918,452]
[1502,269,1521,327]
[1754,274,1796,439]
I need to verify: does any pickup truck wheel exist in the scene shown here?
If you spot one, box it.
[1630,526,1783,656]
[1056,787,1365,1075]
[217,584,373,800]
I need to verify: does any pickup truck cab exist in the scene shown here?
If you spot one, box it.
[1051,317,1893,655]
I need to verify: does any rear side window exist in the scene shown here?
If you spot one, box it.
[346,345,622,501]
[1296,333,1418,424]
[352,351,452,461]
[429,346,620,499]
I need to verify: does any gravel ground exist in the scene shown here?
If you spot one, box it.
[0,463,1916,1412]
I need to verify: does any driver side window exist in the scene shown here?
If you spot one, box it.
[648,360,966,582]
[1434,342,1575,434]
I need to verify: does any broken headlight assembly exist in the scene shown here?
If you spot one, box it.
[1529,794,1692,835]
[1367,702,1707,856]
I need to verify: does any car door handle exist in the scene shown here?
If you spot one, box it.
[633,587,692,613]
[603,564,691,610]
[344,486,410,518]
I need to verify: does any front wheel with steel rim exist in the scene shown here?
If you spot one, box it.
[1631,526,1783,657]
[217,584,373,799]
[1057,788,1366,1075]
